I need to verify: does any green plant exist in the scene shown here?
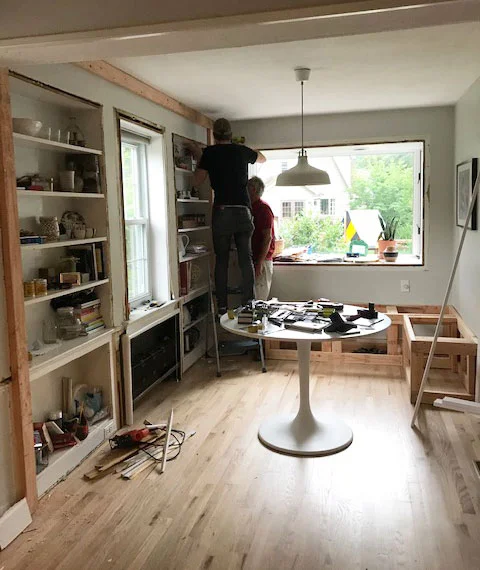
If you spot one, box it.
[378,215,399,241]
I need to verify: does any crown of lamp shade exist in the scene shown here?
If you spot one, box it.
[276,68,331,187]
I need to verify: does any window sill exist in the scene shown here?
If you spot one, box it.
[273,254,423,267]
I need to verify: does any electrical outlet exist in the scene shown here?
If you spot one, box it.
[400,280,410,293]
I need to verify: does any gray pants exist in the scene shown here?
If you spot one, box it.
[212,206,255,309]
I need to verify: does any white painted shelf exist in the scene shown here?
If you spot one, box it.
[21,236,107,251]
[29,327,115,381]
[24,279,109,306]
[36,418,114,497]
[178,226,210,233]
[179,251,210,263]
[182,285,209,304]
[183,313,208,332]
[13,132,102,155]
[177,199,209,203]
[17,189,104,199]
[183,342,206,373]
[175,166,193,174]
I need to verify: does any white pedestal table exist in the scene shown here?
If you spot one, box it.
[220,306,391,456]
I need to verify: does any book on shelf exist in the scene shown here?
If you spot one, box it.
[85,320,105,334]
[179,262,192,296]
[94,243,106,279]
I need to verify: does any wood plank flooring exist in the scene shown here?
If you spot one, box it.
[1,356,480,570]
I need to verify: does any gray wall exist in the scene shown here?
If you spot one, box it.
[233,106,454,304]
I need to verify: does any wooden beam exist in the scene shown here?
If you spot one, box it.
[412,337,477,356]
[76,61,213,130]
[0,68,37,511]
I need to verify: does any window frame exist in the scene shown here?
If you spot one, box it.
[121,132,152,306]
[250,140,425,267]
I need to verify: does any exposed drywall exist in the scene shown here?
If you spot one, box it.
[453,75,480,397]
[12,63,207,326]
[233,106,454,304]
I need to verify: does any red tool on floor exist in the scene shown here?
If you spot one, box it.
[109,426,161,449]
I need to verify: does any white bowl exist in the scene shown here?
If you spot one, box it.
[12,118,43,137]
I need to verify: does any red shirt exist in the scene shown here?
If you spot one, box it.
[251,199,275,262]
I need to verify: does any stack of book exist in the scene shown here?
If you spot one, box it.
[74,299,105,334]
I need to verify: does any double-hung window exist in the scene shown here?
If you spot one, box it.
[121,131,151,305]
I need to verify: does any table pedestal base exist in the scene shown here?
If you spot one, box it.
[258,413,353,457]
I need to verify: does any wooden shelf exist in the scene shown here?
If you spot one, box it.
[177,199,209,203]
[183,313,208,332]
[182,285,209,304]
[21,236,107,251]
[179,251,210,263]
[29,327,115,381]
[36,418,114,497]
[24,279,109,306]
[17,189,104,199]
[178,226,210,233]
[13,132,102,155]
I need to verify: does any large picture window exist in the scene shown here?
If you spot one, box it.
[121,132,151,304]
[251,141,424,264]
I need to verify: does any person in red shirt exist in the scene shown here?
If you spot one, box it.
[247,176,275,300]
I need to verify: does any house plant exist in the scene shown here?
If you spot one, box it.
[377,215,398,259]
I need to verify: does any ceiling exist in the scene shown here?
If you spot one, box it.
[109,22,480,120]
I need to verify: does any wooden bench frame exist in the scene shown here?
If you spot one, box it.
[264,304,477,404]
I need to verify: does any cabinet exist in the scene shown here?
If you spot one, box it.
[9,72,117,497]
[172,133,219,375]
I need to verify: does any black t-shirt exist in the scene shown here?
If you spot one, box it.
[198,143,258,206]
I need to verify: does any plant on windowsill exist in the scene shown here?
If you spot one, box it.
[377,215,398,260]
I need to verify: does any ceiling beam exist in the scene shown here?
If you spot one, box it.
[76,61,213,129]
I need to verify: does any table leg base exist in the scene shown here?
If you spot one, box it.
[258,413,353,457]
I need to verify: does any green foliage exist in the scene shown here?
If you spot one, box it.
[378,215,399,241]
[347,154,414,240]
[281,213,347,253]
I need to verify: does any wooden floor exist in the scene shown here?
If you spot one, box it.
[1,356,480,570]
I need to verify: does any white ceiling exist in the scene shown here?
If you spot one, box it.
[109,22,480,120]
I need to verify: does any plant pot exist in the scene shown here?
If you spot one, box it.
[377,240,396,259]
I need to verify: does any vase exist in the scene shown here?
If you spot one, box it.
[377,239,396,259]
[39,216,60,242]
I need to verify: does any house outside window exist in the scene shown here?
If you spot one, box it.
[282,201,292,218]
[121,132,151,304]
[294,201,305,215]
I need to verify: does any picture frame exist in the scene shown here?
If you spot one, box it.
[456,158,478,230]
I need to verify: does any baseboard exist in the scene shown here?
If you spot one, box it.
[0,498,32,550]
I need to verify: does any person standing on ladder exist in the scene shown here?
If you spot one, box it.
[188,118,266,315]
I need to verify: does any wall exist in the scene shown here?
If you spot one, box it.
[233,106,454,304]
[13,63,207,326]
[453,76,480,396]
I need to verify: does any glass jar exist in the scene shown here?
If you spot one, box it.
[42,319,58,344]
[56,307,84,340]
[39,216,60,242]
[66,117,85,147]
[34,278,47,296]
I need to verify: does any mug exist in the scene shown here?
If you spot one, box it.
[85,227,96,239]
[177,234,189,258]
[73,223,86,239]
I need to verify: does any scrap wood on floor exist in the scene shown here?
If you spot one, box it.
[83,409,195,481]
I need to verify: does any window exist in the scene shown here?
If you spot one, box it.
[282,202,292,218]
[294,201,305,215]
[250,141,424,265]
[121,132,151,304]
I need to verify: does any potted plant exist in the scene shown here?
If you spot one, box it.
[377,215,398,259]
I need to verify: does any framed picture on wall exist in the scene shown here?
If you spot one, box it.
[456,158,478,230]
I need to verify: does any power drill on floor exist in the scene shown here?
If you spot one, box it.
[109,424,163,449]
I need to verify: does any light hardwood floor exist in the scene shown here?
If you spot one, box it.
[1,356,480,570]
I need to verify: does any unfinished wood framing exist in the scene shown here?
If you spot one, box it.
[76,61,213,130]
[265,303,477,405]
[0,68,37,512]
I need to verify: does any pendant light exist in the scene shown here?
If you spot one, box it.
[276,68,330,186]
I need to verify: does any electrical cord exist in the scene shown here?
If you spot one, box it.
[137,428,186,463]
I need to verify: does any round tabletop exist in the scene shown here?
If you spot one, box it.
[220,304,391,342]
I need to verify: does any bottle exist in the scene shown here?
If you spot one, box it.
[66,117,85,147]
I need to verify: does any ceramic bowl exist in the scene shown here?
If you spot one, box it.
[384,251,399,262]
[12,118,43,137]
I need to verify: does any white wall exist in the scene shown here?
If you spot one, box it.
[453,77,480,344]
[233,106,454,304]
[13,63,207,326]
